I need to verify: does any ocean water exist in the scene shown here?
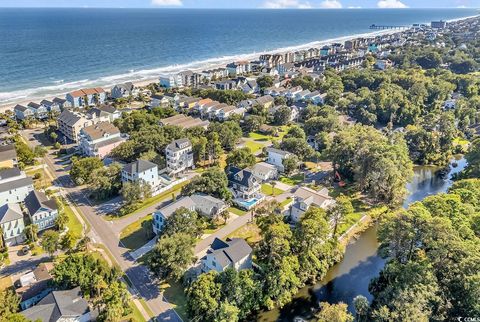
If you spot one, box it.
[0,8,478,105]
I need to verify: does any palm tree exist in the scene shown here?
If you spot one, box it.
[0,227,5,251]
[271,181,277,196]
[55,211,68,231]
[25,224,39,242]
[220,210,230,224]
[77,236,91,252]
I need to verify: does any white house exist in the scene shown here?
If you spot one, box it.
[121,159,160,191]
[165,138,194,176]
[226,61,252,76]
[201,238,253,273]
[250,162,278,182]
[152,194,227,234]
[24,190,58,232]
[27,102,48,119]
[289,186,335,222]
[14,105,34,120]
[266,147,293,172]
[305,91,327,105]
[0,168,34,205]
[0,203,25,246]
[159,74,183,88]
[295,89,312,102]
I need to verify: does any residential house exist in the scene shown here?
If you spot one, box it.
[21,287,93,322]
[215,80,237,90]
[0,203,25,246]
[218,106,245,121]
[159,74,183,88]
[78,122,125,159]
[66,88,106,108]
[178,70,201,88]
[306,91,327,105]
[165,138,194,175]
[375,59,393,70]
[121,159,159,191]
[24,190,58,232]
[266,147,293,172]
[16,263,54,310]
[27,102,48,119]
[193,98,213,114]
[52,97,70,110]
[40,99,62,114]
[295,89,312,102]
[289,186,335,222]
[201,68,228,81]
[201,238,253,273]
[254,95,274,110]
[285,86,303,99]
[159,114,209,130]
[226,61,251,76]
[56,110,94,142]
[152,194,227,234]
[0,144,17,168]
[251,162,278,182]
[86,105,121,123]
[0,167,34,205]
[227,166,262,201]
[14,105,34,120]
[111,82,134,99]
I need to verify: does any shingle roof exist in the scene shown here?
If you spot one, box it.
[24,190,58,216]
[81,122,120,141]
[122,159,157,175]
[0,176,33,194]
[21,287,90,322]
[207,238,252,269]
[14,104,28,112]
[0,144,17,162]
[57,110,84,126]
[0,167,22,180]
[227,166,257,189]
[157,196,196,219]
[190,194,226,214]
[0,203,23,224]
[166,138,191,152]
[266,147,291,157]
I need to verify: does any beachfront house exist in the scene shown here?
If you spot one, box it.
[14,105,34,120]
[226,61,251,76]
[266,147,293,172]
[66,87,106,108]
[289,186,335,222]
[0,203,25,246]
[40,99,62,114]
[165,138,194,176]
[201,238,253,273]
[159,74,183,88]
[111,82,135,99]
[24,190,58,232]
[86,105,121,123]
[152,194,227,234]
[56,110,94,142]
[0,167,34,205]
[27,102,48,119]
[0,144,18,169]
[78,122,126,159]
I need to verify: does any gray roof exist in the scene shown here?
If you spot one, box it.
[0,176,33,194]
[21,287,90,322]
[0,144,17,162]
[266,147,291,157]
[190,194,226,213]
[52,97,66,104]
[227,166,257,189]
[40,99,53,106]
[57,110,84,126]
[207,238,252,269]
[122,159,157,175]
[0,203,23,224]
[157,196,196,219]
[166,138,192,152]
[28,102,42,109]
[0,167,22,181]
[14,105,29,112]
[24,190,58,216]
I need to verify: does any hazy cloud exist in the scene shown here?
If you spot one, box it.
[377,0,408,8]
[262,0,312,8]
[320,0,343,8]
[151,0,183,6]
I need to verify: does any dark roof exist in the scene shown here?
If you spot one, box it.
[166,138,191,152]
[40,100,53,106]
[227,166,257,189]
[24,190,58,216]
[0,167,22,180]
[52,97,66,104]
[14,105,28,112]
[207,238,252,269]
[21,287,90,322]
[0,176,33,194]
[122,159,157,175]
[57,110,84,126]
[28,102,42,109]
[0,144,17,162]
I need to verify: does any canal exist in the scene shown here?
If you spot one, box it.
[258,156,467,322]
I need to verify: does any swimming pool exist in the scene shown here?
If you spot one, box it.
[234,197,262,210]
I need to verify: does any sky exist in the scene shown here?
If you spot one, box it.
[0,0,478,8]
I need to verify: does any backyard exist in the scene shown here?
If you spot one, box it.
[227,223,262,246]
[279,173,305,186]
[261,183,284,196]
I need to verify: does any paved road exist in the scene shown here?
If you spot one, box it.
[21,129,182,322]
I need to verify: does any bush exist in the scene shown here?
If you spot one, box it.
[33,172,42,180]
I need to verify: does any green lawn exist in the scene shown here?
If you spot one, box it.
[108,180,189,220]
[245,141,265,153]
[261,183,285,196]
[25,168,53,190]
[453,137,469,146]
[0,276,12,291]
[280,197,292,208]
[227,223,262,246]
[119,215,154,250]
[279,173,305,186]
[336,211,365,236]
[161,280,189,321]
[228,206,247,216]
[248,132,270,141]
[55,197,84,237]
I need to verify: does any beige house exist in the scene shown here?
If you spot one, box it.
[57,110,94,142]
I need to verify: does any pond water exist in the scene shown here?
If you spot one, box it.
[258,156,467,322]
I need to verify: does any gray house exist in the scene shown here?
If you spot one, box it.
[14,105,34,120]
[201,238,253,273]
[0,203,25,246]
[24,190,59,232]
[111,82,135,99]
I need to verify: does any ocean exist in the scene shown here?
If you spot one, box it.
[0,8,478,106]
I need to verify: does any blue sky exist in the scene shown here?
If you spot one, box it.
[0,0,478,8]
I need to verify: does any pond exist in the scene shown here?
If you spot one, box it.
[257,156,467,321]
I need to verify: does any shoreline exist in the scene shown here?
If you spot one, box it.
[1,14,478,112]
